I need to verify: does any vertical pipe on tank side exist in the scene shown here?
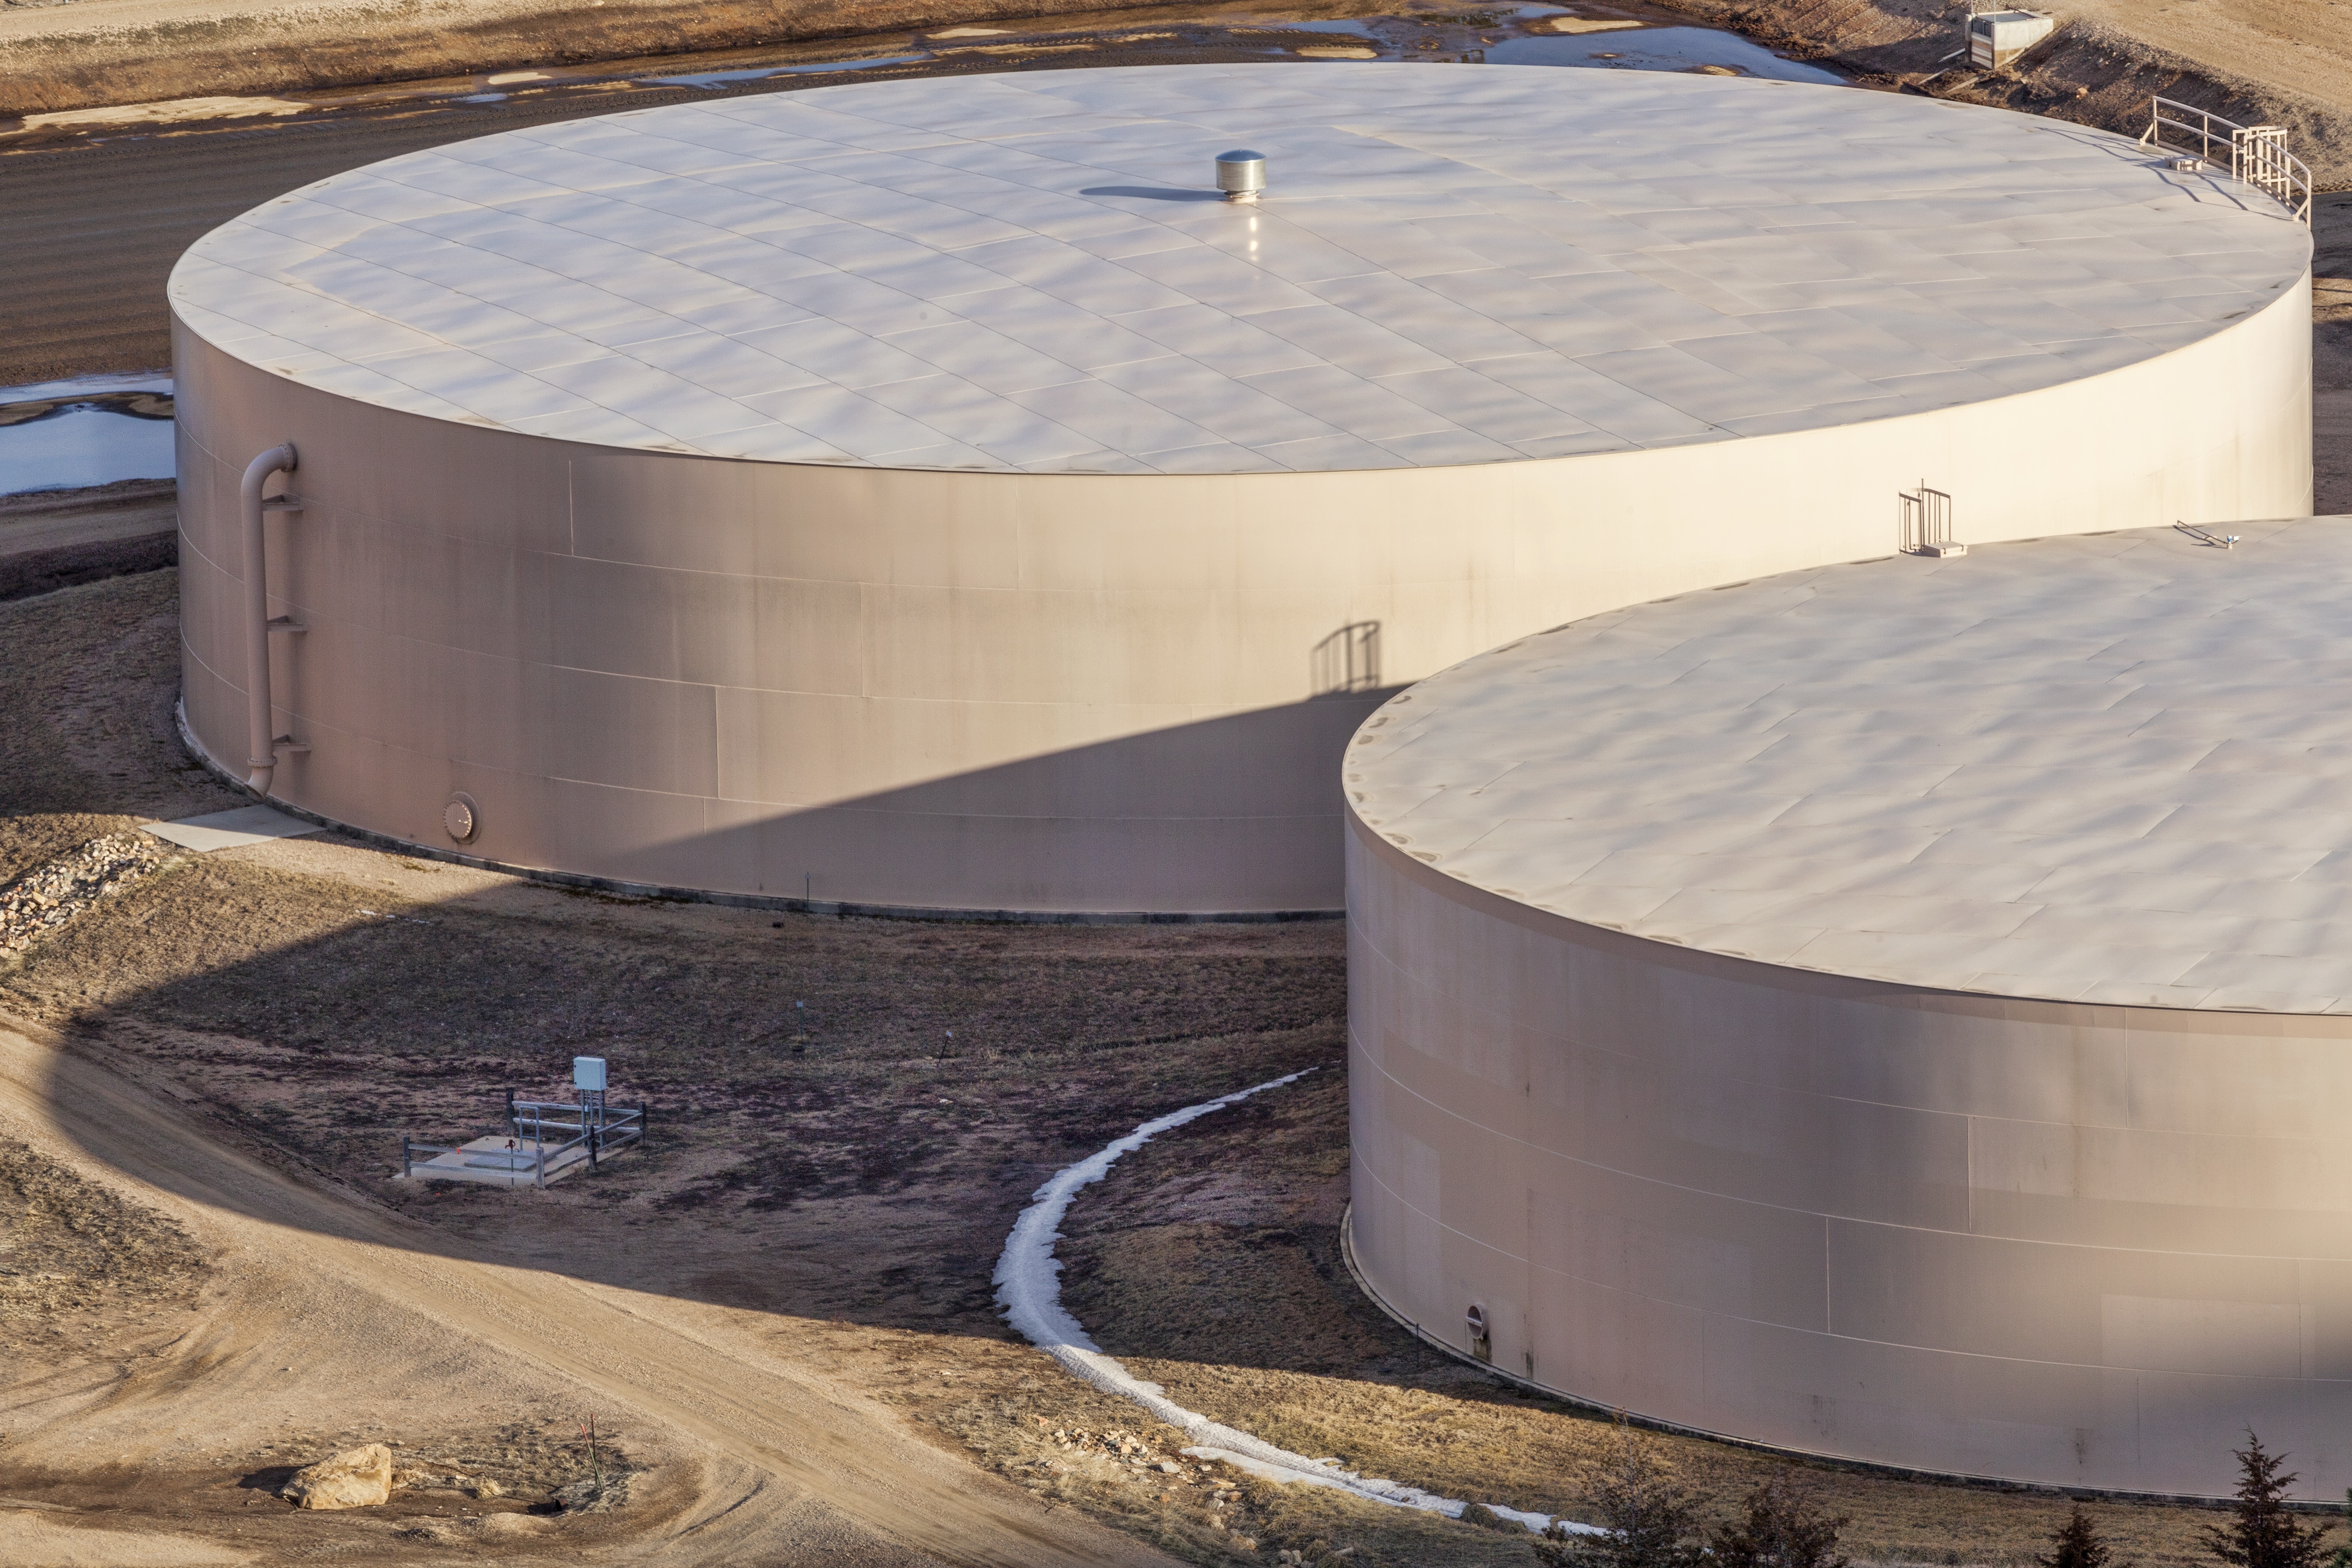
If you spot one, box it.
[239,444,297,796]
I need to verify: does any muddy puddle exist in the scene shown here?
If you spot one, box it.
[0,377,174,497]
[1485,24,1842,82]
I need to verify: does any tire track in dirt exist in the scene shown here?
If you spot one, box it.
[0,1013,1179,1567]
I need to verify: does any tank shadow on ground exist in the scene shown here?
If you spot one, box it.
[18,689,1358,1341]
[201,686,1401,922]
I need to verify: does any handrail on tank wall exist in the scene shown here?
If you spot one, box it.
[2139,95,2312,224]
[239,443,300,796]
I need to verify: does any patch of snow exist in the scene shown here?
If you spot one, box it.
[992,1068,1601,1538]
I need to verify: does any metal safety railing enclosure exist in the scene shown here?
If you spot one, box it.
[2138,97,2312,224]
[1901,481,1964,556]
[398,1133,469,1177]
[399,1094,647,1187]
[508,1093,647,1186]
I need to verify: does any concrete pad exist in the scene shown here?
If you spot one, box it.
[143,803,322,852]
[399,1134,599,1187]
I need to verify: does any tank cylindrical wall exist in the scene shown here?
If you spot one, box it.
[1346,810,2352,1496]
[174,273,2310,913]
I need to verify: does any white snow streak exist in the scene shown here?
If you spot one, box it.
[992,1067,1598,1538]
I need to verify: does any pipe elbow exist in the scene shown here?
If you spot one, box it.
[240,442,298,496]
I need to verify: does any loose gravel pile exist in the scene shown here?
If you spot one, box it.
[0,832,168,955]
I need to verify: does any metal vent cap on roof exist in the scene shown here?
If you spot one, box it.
[1215,148,1266,201]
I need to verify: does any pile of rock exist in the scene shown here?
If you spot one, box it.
[1039,1422,1188,1474]
[397,1464,506,1500]
[278,1440,622,1515]
[551,1472,630,1513]
[0,833,167,956]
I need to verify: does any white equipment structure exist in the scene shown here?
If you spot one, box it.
[1966,9,2055,70]
[398,1056,646,1188]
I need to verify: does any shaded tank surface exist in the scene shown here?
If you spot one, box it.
[171,64,2310,914]
[1346,521,2352,1497]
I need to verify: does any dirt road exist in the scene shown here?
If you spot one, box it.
[0,1009,1175,1566]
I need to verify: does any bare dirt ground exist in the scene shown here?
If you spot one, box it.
[0,479,176,602]
[1677,0,2352,186]
[0,567,2332,1566]
[2317,190,2352,514]
[0,0,1238,114]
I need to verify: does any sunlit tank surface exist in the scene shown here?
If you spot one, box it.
[1347,520,2352,1496]
[170,64,2310,913]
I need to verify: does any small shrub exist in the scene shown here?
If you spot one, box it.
[2204,1430,2331,1568]
[1709,1468,1851,1568]
[2038,1503,2115,1568]
[1533,1425,1703,1568]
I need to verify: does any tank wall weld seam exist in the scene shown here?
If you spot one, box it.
[1351,1038,2352,1267]
[1335,1201,2306,1509]
[1349,938,2203,1126]
[989,1066,1596,1538]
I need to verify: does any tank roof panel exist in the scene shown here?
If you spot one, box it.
[1349,521,2352,1013]
[171,65,2310,474]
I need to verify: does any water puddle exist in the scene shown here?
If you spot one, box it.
[1486,24,1844,83]
[646,54,932,90]
[1257,17,1381,33]
[0,377,175,498]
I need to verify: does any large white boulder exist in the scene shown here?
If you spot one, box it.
[281,1443,394,1510]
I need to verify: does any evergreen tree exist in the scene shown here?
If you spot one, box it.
[2038,1504,2114,1568]
[1709,1469,1851,1568]
[1534,1426,1704,1568]
[2204,1431,2331,1568]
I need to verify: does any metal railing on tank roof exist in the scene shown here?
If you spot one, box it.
[2139,96,2312,224]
